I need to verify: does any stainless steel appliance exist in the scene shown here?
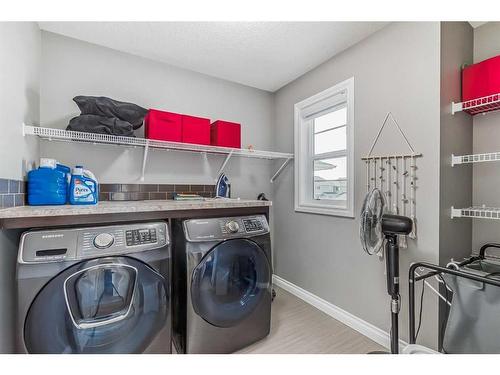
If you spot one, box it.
[16,222,171,354]
[172,215,272,353]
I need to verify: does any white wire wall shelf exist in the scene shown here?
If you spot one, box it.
[451,92,500,115]
[23,124,293,182]
[451,152,500,166]
[451,206,500,220]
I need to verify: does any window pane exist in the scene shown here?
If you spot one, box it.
[314,107,347,133]
[314,126,346,155]
[314,157,347,206]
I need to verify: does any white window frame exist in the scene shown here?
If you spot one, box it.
[294,77,355,218]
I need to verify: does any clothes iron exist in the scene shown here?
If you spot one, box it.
[215,173,230,198]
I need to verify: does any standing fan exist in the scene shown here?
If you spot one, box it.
[360,188,412,354]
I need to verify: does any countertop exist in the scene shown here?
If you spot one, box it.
[0,199,271,229]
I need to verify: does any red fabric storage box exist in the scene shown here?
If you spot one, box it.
[463,55,500,101]
[211,120,241,148]
[182,115,211,145]
[145,109,182,142]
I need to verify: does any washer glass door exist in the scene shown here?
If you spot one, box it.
[191,239,271,328]
[24,256,168,353]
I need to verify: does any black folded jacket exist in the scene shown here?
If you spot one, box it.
[67,115,135,137]
[73,96,147,130]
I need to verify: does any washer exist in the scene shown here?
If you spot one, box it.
[16,221,171,354]
[172,214,272,354]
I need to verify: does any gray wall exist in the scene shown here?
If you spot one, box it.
[40,31,275,201]
[272,22,441,348]
[439,22,473,265]
[0,22,41,353]
[472,22,500,252]
[0,23,40,180]
[439,21,474,350]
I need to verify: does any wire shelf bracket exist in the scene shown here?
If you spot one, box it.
[215,151,234,181]
[270,157,293,183]
[23,124,294,183]
[140,142,150,182]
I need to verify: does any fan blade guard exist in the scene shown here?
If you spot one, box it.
[360,188,387,255]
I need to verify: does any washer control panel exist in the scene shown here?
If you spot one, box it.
[19,222,169,264]
[185,215,269,242]
[126,228,157,246]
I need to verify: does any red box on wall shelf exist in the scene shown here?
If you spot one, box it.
[145,109,182,142]
[211,120,241,148]
[182,115,211,145]
[463,55,500,101]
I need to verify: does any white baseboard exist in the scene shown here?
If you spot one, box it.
[272,275,407,352]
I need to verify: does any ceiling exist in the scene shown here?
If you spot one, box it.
[38,22,388,92]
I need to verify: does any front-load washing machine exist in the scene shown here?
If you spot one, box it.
[16,221,171,354]
[172,214,272,354]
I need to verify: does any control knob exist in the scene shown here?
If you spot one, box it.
[94,233,115,249]
[225,220,240,234]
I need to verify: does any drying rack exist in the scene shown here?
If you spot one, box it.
[408,245,500,346]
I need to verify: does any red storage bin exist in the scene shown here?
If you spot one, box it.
[182,115,211,145]
[211,120,241,148]
[145,109,182,142]
[463,55,500,101]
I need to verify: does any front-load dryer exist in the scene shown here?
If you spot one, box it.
[172,214,272,354]
[16,221,171,354]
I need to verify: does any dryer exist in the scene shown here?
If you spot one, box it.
[172,214,272,354]
[16,221,171,354]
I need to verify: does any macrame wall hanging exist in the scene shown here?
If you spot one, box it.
[362,112,422,247]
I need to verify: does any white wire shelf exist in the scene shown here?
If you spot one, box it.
[451,206,500,220]
[23,124,293,182]
[451,92,500,115]
[451,152,500,166]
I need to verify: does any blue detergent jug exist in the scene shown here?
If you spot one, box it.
[69,166,99,205]
[27,158,71,205]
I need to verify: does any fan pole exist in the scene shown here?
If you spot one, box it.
[385,234,400,354]
[361,190,411,354]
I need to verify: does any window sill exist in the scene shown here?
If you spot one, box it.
[294,204,355,218]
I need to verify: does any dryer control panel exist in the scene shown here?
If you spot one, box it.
[184,215,269,242]
[19,222,169,264]
[242,218,264,233]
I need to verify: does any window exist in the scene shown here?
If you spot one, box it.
[294,77,354,217]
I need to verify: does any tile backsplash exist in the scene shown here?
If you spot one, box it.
[0,178,26,208]
[99,183,216,201]
[0,178,215,209]
[0,180,216,209]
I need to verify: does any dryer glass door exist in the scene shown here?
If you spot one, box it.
[191,239,271,328]
[24,256,168,353]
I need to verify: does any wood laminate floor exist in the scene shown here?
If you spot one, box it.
[237,287,385,354]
